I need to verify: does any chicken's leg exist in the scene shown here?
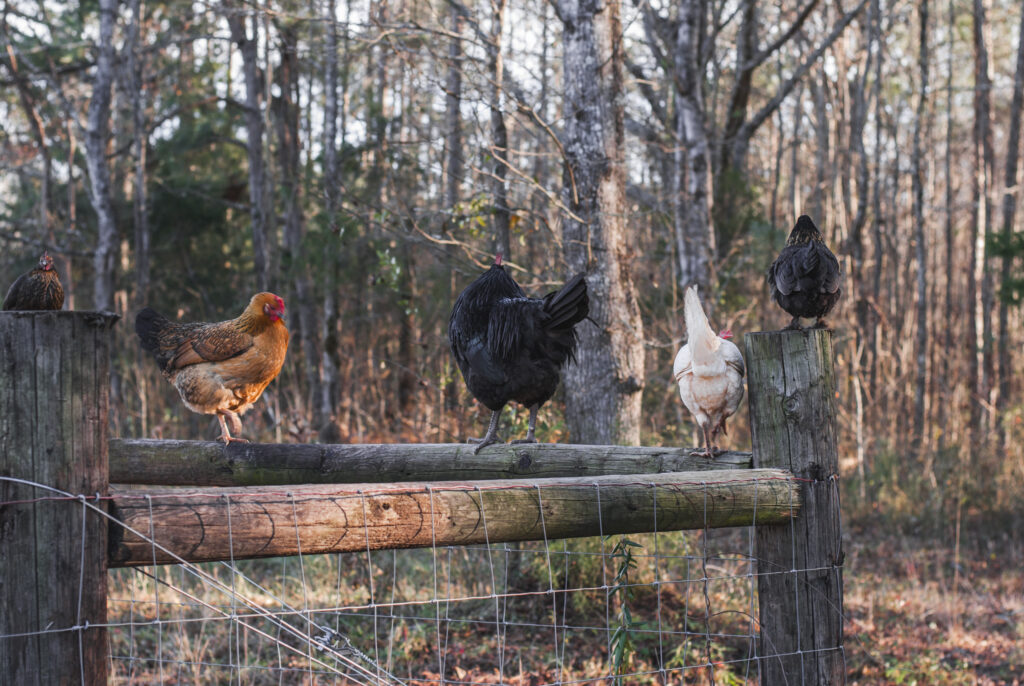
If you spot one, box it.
[468,410,503,454]
[783,316,803,331]
[691,423,715,459]
[216,411,249,445]
[812,317,829,330]
[510,405,540,445]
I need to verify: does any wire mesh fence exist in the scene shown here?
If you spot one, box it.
[2,472,845,685]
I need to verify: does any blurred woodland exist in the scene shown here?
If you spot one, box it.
[2,0,1024,523]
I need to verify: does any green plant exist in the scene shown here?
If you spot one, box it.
[608,536,643,683]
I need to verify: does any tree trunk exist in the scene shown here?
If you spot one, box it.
[489,0,511,258]
[559,0,644,445]
[810,67,830,222]
[227,5,269,291]
[444,3,463,216]
[124,0,150,308]
[673,0,715,293]
[320,0,341,424]
[940,0,955,451]
[274,21,321,424]
[85,0,118,312]
[996,0,1024,439]
[969,0,994,440]
[911,0,929,453]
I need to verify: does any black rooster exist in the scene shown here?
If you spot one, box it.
[767,215,842,330]
[3,251,64,311]
[449,256,589,453]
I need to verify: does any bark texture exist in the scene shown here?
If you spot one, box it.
[85,0,118,311]
[108,469,798,566]
[559,0,644,445]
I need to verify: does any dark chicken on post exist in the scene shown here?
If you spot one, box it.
[449,256,589,453]
[135,292,289,444]
[3,251,64,311]
[767,215,842,330]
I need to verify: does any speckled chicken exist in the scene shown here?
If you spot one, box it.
[3,251,64,311]
[449,255,589,453]
[673,286,745,457]
[135,292,289,444]
[767,215,842,330]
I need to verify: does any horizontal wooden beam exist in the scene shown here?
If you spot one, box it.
[107,469,798,567]
[109,439,752,486]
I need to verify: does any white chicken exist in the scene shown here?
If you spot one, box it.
[673,285,746,457]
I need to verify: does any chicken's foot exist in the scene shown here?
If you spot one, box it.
[812,318,830,330]
[783,317,803,331]
[468,410,503,454]
[510,405,540,445]
[690,425,716,459]
[217,412,249,445]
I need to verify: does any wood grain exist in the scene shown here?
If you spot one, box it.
[109,439,752,486]
[108,468,799,567]
[0,311,118,685]
[745,329,845,685]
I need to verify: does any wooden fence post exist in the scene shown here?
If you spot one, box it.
[745,329,845,685]
[0,311,117,685]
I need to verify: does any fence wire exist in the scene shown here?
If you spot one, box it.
[0,473,844,685]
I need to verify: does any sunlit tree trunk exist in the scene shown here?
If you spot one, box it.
[559,0,644,445]
[969,0,994,441]
[673,0,715,294]
[85,0,118,311]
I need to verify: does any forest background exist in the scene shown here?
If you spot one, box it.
[2,0,1023,680]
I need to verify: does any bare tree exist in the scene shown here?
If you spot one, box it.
[911,0,929,452]
[673,0,716,293]
[969,0,994,439]
[558,0,644,444]
[85,0,118,311]
[489,0,510,259]
[320,0,341,425]
[444,3,463,218]
[227,3,270,291]
[995,0,1024,439]
[123,0,150,307]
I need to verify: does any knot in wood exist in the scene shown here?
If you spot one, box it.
[782,393,802,420]
[516,451,533,470]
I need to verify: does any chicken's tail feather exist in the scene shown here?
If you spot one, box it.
[135,307,174,371]
[683,286,719,367]
[543,273,589,333]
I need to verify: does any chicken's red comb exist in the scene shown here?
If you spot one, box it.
[719,329,733,340]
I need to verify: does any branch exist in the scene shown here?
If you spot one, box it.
[739,0,869,142]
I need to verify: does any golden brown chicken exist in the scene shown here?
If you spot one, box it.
[3,251,64,311]
[135,292,289,444]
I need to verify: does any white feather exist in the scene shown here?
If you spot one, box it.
[673,286,746,452]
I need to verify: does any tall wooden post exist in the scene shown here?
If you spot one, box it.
[745,329,845,685]
[0,311,117,684]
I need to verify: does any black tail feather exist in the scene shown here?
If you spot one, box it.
[543,273,589,332]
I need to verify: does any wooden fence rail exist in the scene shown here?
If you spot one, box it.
[108,468,797,566]
[0,311,844,685]
[109,438,751,486]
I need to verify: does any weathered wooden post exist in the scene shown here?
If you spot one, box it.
[0,311,118,684]
[745,329,845,685]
